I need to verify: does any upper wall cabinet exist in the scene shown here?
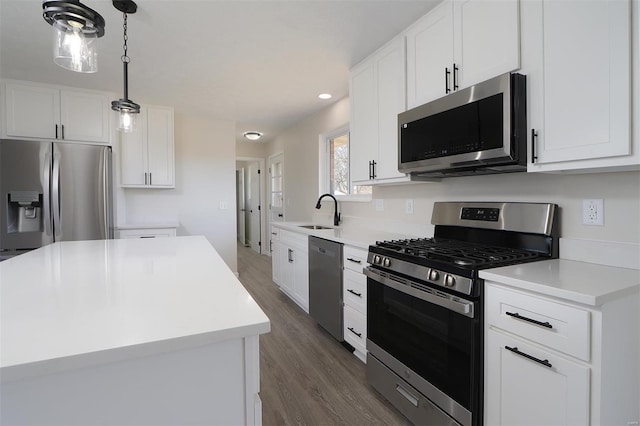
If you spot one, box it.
[2,81,111,144]
[350,35,411,185]
[406,0,520,109]
[119,105,175,188]
[523,0,637,173]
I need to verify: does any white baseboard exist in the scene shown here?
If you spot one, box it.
[560,238,640,270]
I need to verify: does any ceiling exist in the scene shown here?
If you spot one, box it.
[0,1,440,144]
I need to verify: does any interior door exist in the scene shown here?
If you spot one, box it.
[236,168,246,245]
[247,162,261,254]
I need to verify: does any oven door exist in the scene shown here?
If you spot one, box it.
[364,266,482,426]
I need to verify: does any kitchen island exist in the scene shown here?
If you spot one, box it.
[0,236,270,425]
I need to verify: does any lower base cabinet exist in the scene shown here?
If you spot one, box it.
[274,229,309,313]
[343,245,369,363]
[117,227,177,239]
[486,329,589,425]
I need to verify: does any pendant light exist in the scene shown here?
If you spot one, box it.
[111,0,140,133]
[42,0,105,73]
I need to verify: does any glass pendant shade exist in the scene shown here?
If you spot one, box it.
[117,110,136,133]
[53,25,98,73]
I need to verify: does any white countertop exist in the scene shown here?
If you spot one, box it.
[0,236,270,381]
[272,221,414,249]
[480,259,640,306]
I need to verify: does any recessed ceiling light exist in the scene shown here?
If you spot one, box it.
[243,131,263,141]
[318,93,332,100]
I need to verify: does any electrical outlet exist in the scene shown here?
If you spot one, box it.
[375,199,384,211]
[219,201,228,210]
[406,199,414,214]
[582,199,604,226]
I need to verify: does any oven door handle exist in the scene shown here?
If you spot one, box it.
[364,267,475,318]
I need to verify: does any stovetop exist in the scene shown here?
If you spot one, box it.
[374,237,543,270]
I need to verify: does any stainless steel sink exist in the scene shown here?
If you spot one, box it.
[298,225,333,230]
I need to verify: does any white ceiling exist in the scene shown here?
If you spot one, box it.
[0,0,440,143]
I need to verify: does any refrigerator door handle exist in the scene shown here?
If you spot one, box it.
[43,150,53,236]
[52,149,61,240]
[100,147,112,239]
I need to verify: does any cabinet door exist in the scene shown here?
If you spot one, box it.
[406,1,454,108]
[375,37,407,181]
[271,240,281,285]
[485,329,590,426]
[292,247,309,312]
[453,0,520,90]
[526,0,631,167]
[146,107,175,187]
[60,90,110,143]
[349,61,377,183]
[119,108,148,186]
[279,244,295,295]
[4,83,59,139]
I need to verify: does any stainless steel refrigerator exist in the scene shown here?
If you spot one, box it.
[0,139,113,253]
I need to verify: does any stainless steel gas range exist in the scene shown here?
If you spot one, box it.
[364,202,559,426]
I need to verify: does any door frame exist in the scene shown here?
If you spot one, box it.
[236,156,266,255]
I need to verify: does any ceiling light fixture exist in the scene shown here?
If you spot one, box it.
[110,0,140,133]
[318,93,332,100]
[243,131,263,141]
[42,0,105,73]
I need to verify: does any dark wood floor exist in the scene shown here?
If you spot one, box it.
[236,244,410,426]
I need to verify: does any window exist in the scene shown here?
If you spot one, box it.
[319,125,372,200]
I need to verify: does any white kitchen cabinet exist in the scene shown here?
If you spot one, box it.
[2,81,110,144]
[277,229,309,313]
[350,35,411,185]
[484,281,639,425]
[117,227,177,239]
[523,0,635,172]
[119,105,175,188]
[406,0,520,109]
[270,228,281,285]
[342,245,368,363]
[486,329,590,426]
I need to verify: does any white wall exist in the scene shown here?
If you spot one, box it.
[265,97,350,221]
[265,96,640,245]
[122,113,238,272]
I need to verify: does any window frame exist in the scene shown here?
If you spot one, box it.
[318,124,372,202]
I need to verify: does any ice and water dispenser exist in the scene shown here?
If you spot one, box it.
[7,191,43,233]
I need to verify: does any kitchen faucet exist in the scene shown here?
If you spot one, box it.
[315,193,341,226]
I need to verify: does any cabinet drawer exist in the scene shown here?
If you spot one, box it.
[280,229,307,247]
[343,269,367,314]
[117,228,176,239]
[344,305,367,353]
[343,245,368,273]
[486,284,590,361]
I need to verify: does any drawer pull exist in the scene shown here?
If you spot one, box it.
[347,327,362,338]
[347,257,362,264]
[395,384,419,407]
[506,311,552,329]
[347,289,362,297]
[505,346,552,368]
[140,236,156,238]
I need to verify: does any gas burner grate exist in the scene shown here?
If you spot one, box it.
[375,238,541,268]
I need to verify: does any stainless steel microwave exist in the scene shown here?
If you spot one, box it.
[398,73,526,178]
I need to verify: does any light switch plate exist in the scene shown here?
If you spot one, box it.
[406,199,414,214]
[375,199,384,211]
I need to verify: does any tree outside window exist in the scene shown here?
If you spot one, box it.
[328,132,371,196]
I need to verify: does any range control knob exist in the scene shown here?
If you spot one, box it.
[383,257,391,267]
[444,274,456,288]
[373,255,381,264]
[429,269,440,281]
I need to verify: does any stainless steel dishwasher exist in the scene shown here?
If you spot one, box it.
[308,236,344,341]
